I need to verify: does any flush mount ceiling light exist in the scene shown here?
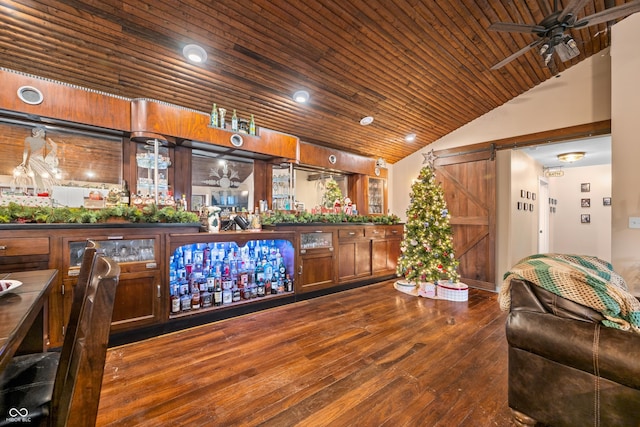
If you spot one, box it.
[405,133,417,143]
[557,152,585,163]
[360,116,374,126]
[182,44,207,63]
[293,90,310,103]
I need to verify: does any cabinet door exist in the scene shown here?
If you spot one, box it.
[61,236,161,336]
[386,238,402,272]
[298,250,334,293]
[372,240,388,274]
[110,270,162,331]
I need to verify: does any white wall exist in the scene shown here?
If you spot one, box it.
[549,164,612,261]
[611,13,640,294]
[390,42,613,289]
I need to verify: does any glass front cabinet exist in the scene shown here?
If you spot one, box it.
[367,177,386,214]
[63,234,162,334]
[168,232,295,317]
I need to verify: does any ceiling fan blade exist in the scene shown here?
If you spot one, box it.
[488,22,545,33]
[574,0,640,28]
[491,39,545,70]
[558,0,590,23]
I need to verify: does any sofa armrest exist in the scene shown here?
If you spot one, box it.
[510,278,604,322]
[507,310,640,390]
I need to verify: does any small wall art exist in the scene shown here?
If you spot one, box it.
[603,197,611,206]
[581,214,591,224]
[581,198,591,208]
[517,201,522,210]
[581,183,590,192]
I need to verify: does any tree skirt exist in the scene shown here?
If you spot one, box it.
[394,280,468,302]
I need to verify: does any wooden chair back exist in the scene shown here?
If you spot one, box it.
[51,253,120,427]
[50,240,99,419]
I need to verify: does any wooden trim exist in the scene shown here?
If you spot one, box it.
[131,99,298,160]
[0,69,130,131]
[433,120,611,157]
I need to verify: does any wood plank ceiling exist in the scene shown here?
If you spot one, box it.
[0,1,632,164]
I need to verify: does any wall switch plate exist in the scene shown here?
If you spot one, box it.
[629,217,640,229]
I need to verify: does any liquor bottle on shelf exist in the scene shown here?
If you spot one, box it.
[285,274,293,292]
[171,283,181,314]
[180,290,191,312]
[201,285,212,308]
[120,180,130,206]
[256,279,265,297]
[210,103,218,127]
[249,114,256,135]
[231,109,238,132]
[222,287,232,305]
[213,281,223,306]
[191,283,201,310]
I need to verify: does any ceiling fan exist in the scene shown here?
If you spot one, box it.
[489,0,640,69]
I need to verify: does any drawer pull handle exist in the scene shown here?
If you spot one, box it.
[348,232,355,236]
[0,245,6,250]
[157,285,161,298]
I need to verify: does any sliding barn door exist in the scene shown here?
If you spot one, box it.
[433,149,496,291]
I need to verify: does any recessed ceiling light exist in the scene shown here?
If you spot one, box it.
[557,152,585,162]
[182,44,207,63]
[360,116,374,126]
[405,133,417,143]
[293,90,310,103]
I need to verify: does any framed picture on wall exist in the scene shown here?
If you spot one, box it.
[581,183,591,192]
[603,197,611,206]
[517,202,522,210]
[529,203,534,212]
[532,193,536,201]
[581,214,591,224]
[521,190,526,198]
[581,198,591,208]
[526,191,531,199]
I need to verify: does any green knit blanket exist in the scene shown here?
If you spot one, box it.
[500,253,640,334]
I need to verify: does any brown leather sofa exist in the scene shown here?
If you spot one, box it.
[506,278,640,427]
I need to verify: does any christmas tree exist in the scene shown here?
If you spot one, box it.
[321,178,343,208]
[397,166,460,284]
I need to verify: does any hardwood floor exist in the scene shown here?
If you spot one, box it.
[96,280,513,426]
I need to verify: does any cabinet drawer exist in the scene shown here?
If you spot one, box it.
[0,237,50,256]
[365,228,385,238]
[338,229,364,239]
[385,226,404,238]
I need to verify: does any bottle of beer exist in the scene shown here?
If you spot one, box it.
[231,109,238,132]
[210,103,218,127]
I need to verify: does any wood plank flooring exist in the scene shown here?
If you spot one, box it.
[96,280,513,426]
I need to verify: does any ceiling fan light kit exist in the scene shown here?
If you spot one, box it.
[489,0,640,70]
[557,151,585,163]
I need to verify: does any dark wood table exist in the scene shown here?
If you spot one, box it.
[0,269,58,373]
